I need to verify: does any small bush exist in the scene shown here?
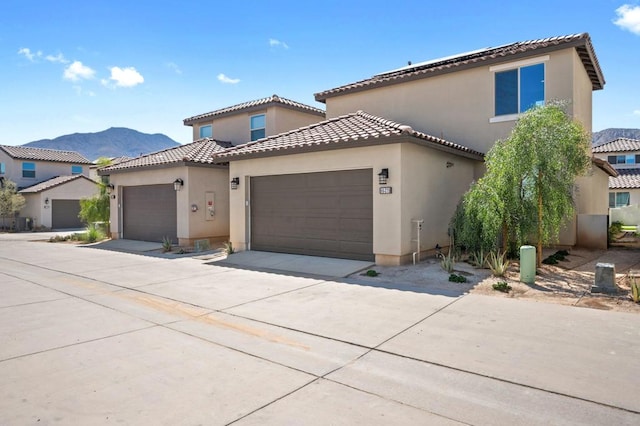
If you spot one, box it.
[542,256,558,265]
[449,273,467,283]
[162,236,173,253]
[631,278,640,303]
[493,281,512,293]
[439,251,456,273]
[487,250,510,277]
[469,249,488,269]
[365,269,379,277]
[223,241,234,255]
[609,221,623,242]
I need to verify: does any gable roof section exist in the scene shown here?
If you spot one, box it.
[183,94,325,125]
[99,138,233,173]
[591,157,618,177]
[210,111,484,162]
[19,174,96,194]
[592,138,640,154]
[0,145,92,164]
[315,33,604,102]
[609,168,640,189]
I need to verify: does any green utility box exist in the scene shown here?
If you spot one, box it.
[520,245,536,284]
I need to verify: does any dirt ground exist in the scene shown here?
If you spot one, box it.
[350,247,640,314]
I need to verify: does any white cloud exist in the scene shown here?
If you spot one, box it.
[217,73,240,84]
[166,62,182,74]
[63,61,96,81]
[103,66,144,87]
[18,47,42,61]
[269,38,289,49]
[46,53,68,64]
[614,4,640,34]
[634,110,640,117]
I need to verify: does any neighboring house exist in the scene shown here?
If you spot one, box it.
[183,94,326,144]
[89,156,132,182]
[19,175,98,229]
[0,145,95,229]
[211,33,610,264]
[593,138,640,207]
[99,95,326,245]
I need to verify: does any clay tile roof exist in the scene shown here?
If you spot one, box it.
[18,175,96,194]
[592,157,618,177]
[99,138,233,173]
[0,145,92,164]
[211,111,484,162]
[183,94,325,124]
[609,168,640,189]
[592,138,640,153]
[315,33,604,102]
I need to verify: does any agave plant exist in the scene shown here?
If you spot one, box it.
[439,250,456,273]
[487,250,510,277]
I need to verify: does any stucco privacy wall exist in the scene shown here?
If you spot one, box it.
[0,150,89,189]
[228,142,478,265]
[323,49,586,155]
[108,165,229,245]
[19,178,98,228]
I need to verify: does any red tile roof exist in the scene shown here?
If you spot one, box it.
[315,33,604,102]
[19,175,96,194]
[99,138,233,173]
[0,145,92,164]
[592,138,640,153]
[610,168,640,189]
[211,111,484,161]
[183,94,325,125]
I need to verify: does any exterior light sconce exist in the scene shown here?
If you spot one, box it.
[191,204,198,212]
[106,183,115,194]
[230,177,240,190]
[446,161,454,168]
[173,178,184,191]
[44,197,49,205]
[378,168,389,185]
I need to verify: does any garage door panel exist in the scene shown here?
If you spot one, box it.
[51,200,83,229]
[123,185,176,243]
[251,169,373,261]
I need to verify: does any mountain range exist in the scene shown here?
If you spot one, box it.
[592,128,640,146]
[22,127,180,161]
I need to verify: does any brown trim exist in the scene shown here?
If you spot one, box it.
[98,161,228,175]
[592,157,618,177]
[183,100,325,125]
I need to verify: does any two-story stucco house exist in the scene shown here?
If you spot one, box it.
[211,33,612,265]
[99,95,325,245]
[0,145,96,229]
[593,138,640,207]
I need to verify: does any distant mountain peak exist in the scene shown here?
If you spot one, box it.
[22,128,181,161]
[593,128,640,146]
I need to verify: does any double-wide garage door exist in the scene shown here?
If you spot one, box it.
[51,200,82,229]
[251,169,373,261]
[122,184,177,243]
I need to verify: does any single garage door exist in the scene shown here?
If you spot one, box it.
[251,169,373,261]
[51,199,83,229]
[122,184,177,243]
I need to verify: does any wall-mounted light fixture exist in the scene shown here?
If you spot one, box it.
[44,197,49,205]
[191,204,198,212]
[106,183,115,194]
[378,168,389,185]
[230,177,240,190]
[446,161,454,168]
[173,178,184,191]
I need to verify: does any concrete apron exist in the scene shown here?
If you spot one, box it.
[213,250,375,278]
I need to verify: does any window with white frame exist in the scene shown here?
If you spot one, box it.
[22,162,35,178]
[71,165,83,175]
[199,125,212,138]
[250,114,266,141]
[609,192,630,208]
[494,62,545,117]
[607,154,639,165]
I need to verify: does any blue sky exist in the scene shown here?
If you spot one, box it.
[1,0,639,146]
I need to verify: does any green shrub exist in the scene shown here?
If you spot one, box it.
[631,278,640,303]
[223,241,234,255]
[609,221,623,242]
[449,273,467,283]
[493,281,512,293]
[487,250,510,277]
[162,236,173,253]
[468,249,489,269]
[365,269,379,277]
[439,251,456,273]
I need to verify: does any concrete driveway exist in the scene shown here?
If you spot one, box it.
[1,234,639,425]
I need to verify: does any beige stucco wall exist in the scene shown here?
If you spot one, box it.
[19,178,98,228]
[324,49,590,155]
[228,141,478,265]
[189,106,324,144]
[0,151,89,189]
[107,165,229,245]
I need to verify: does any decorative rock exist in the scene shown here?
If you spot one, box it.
[592,262,617,293]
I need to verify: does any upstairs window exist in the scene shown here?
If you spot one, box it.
[608,154,639,165]
[250,114,266,141]
[609,192,630,208]
[22,162,35,178]
[0,162,5,174]
[71,165,83,175]
[199,125,212,138]
[495,63,545,116]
